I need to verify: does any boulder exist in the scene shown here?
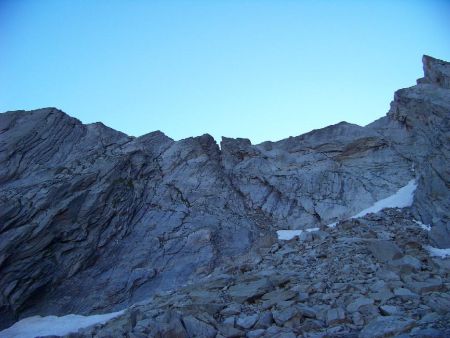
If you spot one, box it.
[366,240,403,262]
[346,297,374,313]
[272,307,298,325]
[379,305,401,316]
[389,255,422,272]
[393,287,419,300]
[236,314,259,330]
[246,328,266,338]
[359,316,415,338]
[228,278,273,302]
[326,307,346,326]
[182,315,217,338]
[253,312,273,329]
[408,279,443,294]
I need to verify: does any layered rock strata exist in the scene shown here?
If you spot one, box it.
[0,55,449,333]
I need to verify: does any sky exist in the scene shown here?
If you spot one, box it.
[1,1,449,144]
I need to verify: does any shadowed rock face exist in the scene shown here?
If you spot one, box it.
[0,55,449,329]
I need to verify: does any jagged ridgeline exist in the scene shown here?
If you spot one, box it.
[0,55,449,336]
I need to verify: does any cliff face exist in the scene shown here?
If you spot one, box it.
[0,55,449,329]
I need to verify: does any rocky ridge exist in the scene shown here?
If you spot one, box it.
[0,55,449,336]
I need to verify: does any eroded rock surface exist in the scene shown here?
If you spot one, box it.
[73,210,450,337]
[0,55,449,335]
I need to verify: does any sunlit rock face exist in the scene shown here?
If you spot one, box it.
[0,55,449,331]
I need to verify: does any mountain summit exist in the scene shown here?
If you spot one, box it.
[0,55,449,336]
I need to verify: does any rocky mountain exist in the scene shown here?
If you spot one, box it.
[0,55,449,337]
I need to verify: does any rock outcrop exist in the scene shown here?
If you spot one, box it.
[73,210,450,337]
[0,55,449,335]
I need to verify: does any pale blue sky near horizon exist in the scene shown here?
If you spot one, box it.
[1,1,449,143]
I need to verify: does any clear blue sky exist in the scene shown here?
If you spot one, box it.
[1,1,449,143]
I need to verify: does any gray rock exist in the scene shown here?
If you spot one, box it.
[326,307,346,326]
[154,317,188,338]
[411,327,446,338]
[302,318,326,331]
[346,297,374,313]
[389,255,422,272]
[426,293,450,314]
[366,240,403,262]
[220,304,242,317]
[228,278,273,302]
[369,280,387,293]
[379,305,401,316]
[236,314,259,330]
[352,311,365,326]
[372,290,395,303]
[298,292,309,302]
[359,316,415,338]
[299,231,314,242]
[432,257,450,272]
[264,326,296,338]
[272,307,298,325]
[253,311,273,329]
[223,316,236,327]
[217,324,244,338]
[376,270,400,281]
[297,305,317,319]
[408,278,443,294]
[246,328,266,338]
[418,312,441,324]
[419,54,450,89]
[261,289,296,302]
[273,333,297,338]
[182,315,217,338]
[393,287,419,300]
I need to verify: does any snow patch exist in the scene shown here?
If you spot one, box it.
[277,230,303,240]
[280,180,418,237]
[277,228,319,240]
[326,179,417,228]
[424,246,450,258]
[414,220,431,231]
[352,179,417,218]
[0,310,124,338]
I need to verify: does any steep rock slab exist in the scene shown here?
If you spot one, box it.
[0,110,267,328]
[370,55,450,246]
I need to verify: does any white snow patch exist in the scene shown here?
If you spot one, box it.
[325,179,417,228]
[277,228,319,240]
[424,246,450,258]
[283,180,417,237]
[414,220,431,231]
[352,179,417,218]
[326,222,337,228]
[0,310,124,338]
[277,230,303,240]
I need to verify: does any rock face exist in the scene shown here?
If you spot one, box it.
[0,55,449,335]
[67,210,450,338]
[0,111,267,327]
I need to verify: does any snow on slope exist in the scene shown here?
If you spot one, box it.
[277,228,320,240]
[351,179,417,219]
[0,310,124,338]
[424,246,450,258]
[414,220,431,231]
[326,179,417,228]
[278,179,417,239]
